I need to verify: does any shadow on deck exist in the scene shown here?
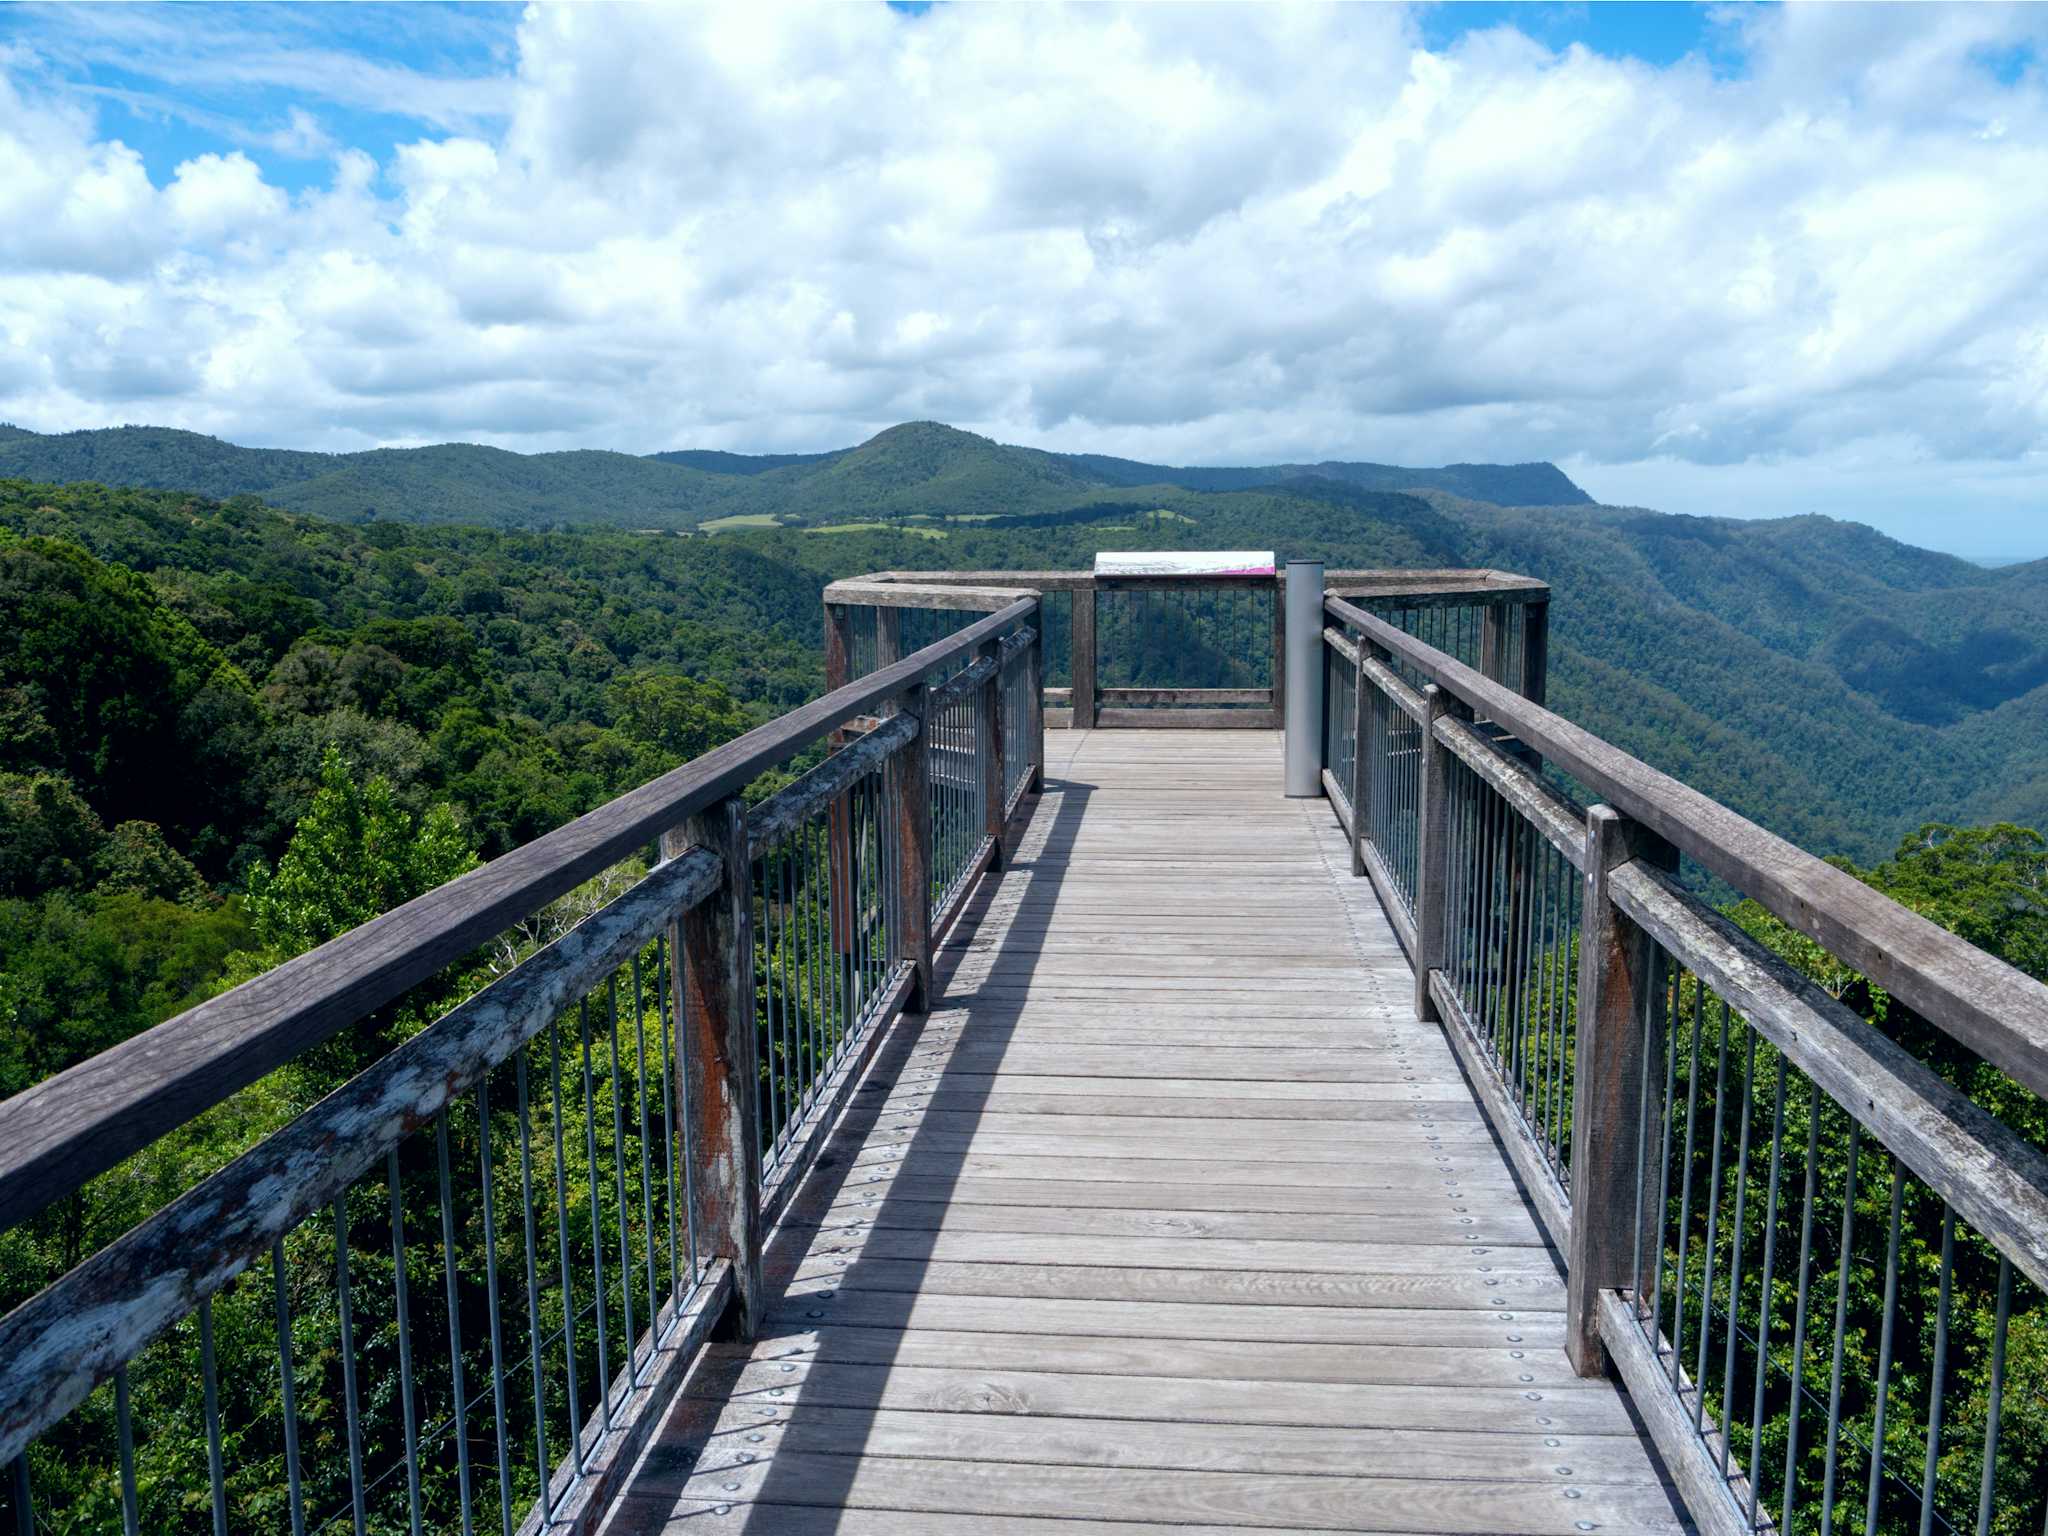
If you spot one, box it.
[602,730,1691,1535]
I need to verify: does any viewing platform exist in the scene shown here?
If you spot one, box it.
[3,563,2044,1536]
[607,728,1689,1533]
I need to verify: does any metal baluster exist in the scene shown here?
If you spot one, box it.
[547,1022,586,1473]
[272,1240,306,1535]
[1865,1163,1905,1535]
[513,1055,552,1518]
[476,1077,515,1536]
[1975,1255,2013,1536]
[329,1203,366,1536]
[632,956,660,1331]
[1718,1026,1757,1474]
[656,933,683,1305]
[1670,971,1706,1390]
[808,814,823,1110]
[1630,948,1659,1310]
[1781,1081,1827,1536]
[1918,1208,1955,1536]
[1747,1064,1790,1525]
[605,978,639,1387]
[1694,997,1731,1432]
[1546,845,1573,1173]
[1819,1121,1862,1536]
[9,1455,31,1536]
[1530,834,1555,1146]
[387,1149,424,1536]
[437,1114,475,1535]
[676,929,702,1286]
[1647,957,1678,1342]
[113,1364,139,1536]
[779,831,796,1150]
[579,996,613,1429]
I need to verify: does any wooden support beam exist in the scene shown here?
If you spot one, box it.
[823,602,851,695]
[886,683,934,1010]
[1412,685,1452,1022]
[1270,577,1286,735]
[1028,613,1046,791]
[671,797,763,1339]
[1520,599,1549,707]
[1348,638,1370,879]
[979,638,1006,870]
[1480,603,1506,685]
[1070,583,1097,730]
[1564,804,1676,1375]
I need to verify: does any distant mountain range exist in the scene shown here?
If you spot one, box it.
[4,415,2046,860]
[0,420,1592,530]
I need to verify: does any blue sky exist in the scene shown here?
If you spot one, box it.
[0,3,1766,191]
[2,3,2045,559]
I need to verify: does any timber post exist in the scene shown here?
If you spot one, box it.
[1070,581,1097,730]
[1480,601,1506,686]
[1413,684,1452,1020]
[668,795,762,1338]
[1348,628,1370,878]
[978,635,1006,868]
[886,681,935,1010]
[1565,803,1678,1375]
[1521,598,1549,706]
[1029,605,1046,791]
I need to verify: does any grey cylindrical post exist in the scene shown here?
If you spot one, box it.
[1282,559,1324,797]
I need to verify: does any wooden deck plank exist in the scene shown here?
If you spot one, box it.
[605,730,1686,1536]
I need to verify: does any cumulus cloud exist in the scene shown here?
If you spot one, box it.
[0,2,2044,548]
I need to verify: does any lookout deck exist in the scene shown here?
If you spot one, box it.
[606,730,1689,1535]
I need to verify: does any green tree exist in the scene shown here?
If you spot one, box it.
[607,669,746,761]
[244,748,477,959]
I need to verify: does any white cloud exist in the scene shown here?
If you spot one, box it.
[0,2,2045,551]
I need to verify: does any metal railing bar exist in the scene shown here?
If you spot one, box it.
[1609,858,2048,1292]
[0,599,1033,1233]
[388,1146,425,1536]
[435,1115,476,1536]
[0,843,724,1467]
[1327,592,2048,1104]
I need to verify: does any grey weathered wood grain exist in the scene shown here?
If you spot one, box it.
[1328,592,2048,1103]
[1429,972,1571,1253]
[0,598,1035,1232]
[0,845,722,1467]
[1433,714,1586,870]
[885,681,934,1010]
[1564,807,1674,1374]
[1071,582,1098,729]
[1597,1291,1762,1536]
[678,797,763,1338]
[1414,685,1451,1020]
[745,712,916,861]
[1609,856,2048,1293]
[1095,707,1282,728]
[1099,687,1273,707]
[612,728,1679,1536]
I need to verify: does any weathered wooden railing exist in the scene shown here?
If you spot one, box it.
[825,566,1548,728]
[1322,592,2048,1536]
[0,600,1042,1535]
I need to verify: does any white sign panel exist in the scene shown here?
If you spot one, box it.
[1093,550,1277,578]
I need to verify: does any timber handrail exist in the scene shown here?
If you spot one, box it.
[1321,584,2048,1536]
[0,599,1037,1234]
[2,588,1046,1536]
[1327,593,2048,1103]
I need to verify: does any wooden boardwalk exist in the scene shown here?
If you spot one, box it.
[608,730,1689,1535]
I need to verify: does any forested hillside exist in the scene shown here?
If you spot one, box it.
[713,483,2048,860]
[6,454,2048,1126]
[0,479,826,1112]
[0,420,1593,530]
